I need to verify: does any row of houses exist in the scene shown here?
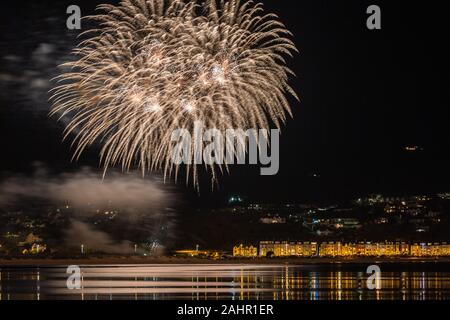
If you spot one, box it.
[233,241,450,258]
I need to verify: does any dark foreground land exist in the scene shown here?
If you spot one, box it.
[1,256,450,266]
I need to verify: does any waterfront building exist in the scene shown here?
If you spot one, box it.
[233,244,258,257]
[234,241,450,258]
[259,241,318,257]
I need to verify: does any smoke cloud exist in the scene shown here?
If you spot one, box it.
[0,166,169,210]
[65,220,134,255]
[0,165,177,255]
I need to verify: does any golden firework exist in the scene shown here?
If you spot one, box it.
[51,0,298,189]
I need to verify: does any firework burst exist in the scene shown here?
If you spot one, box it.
[50,0,298,189]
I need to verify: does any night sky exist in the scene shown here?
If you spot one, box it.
[0,0,449,205]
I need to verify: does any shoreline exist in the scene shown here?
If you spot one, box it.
[1,256,450,267]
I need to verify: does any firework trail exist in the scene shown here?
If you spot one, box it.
[51,0,298,189]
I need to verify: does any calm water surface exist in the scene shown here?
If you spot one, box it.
[0,263,449,300]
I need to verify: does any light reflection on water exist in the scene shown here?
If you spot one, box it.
[0,264,449,300]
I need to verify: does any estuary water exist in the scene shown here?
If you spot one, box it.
[0,263,449,300]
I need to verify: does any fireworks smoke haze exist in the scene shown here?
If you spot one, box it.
[51,0,298,189]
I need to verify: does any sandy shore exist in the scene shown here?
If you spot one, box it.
[1,256,450,266]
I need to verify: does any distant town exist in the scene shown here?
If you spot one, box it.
[1,192,450,260]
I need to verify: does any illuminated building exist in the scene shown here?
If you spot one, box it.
[259,241,318,257]
[331,218,361,229]
[233,244,257,257]
[410,243,450,257]
[404,146,423,152]
[22,243,47,255]
[260,216,286,224]
[319,242,356,256]
[235,241,450,258]
[175,249,224,259]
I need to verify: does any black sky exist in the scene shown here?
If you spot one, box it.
[0,0,449,205]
